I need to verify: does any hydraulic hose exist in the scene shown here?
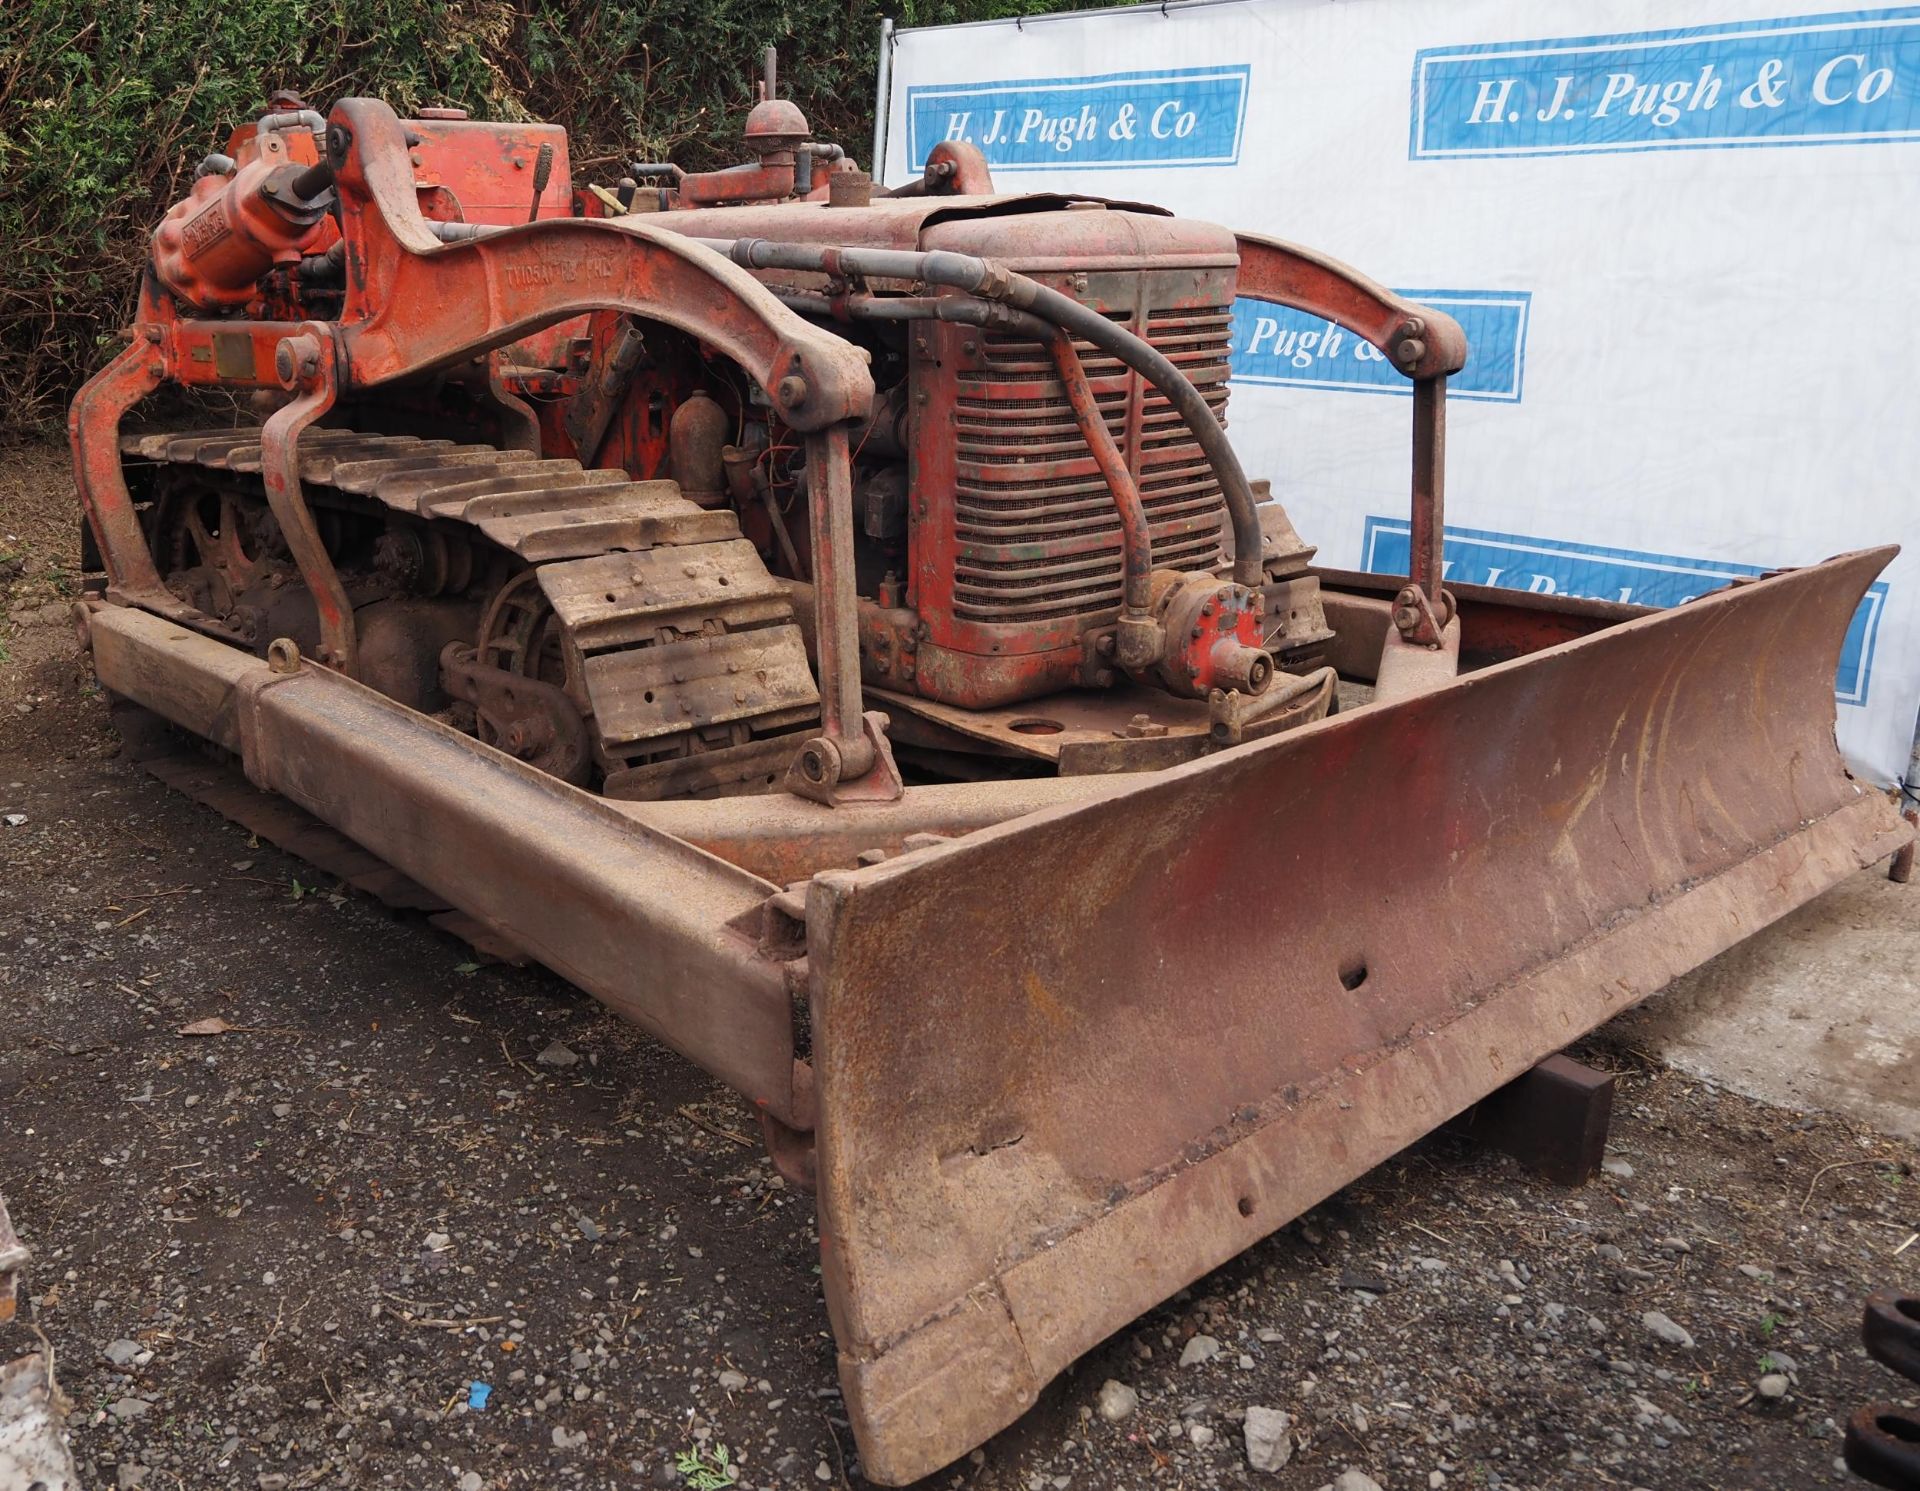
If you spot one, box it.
[696,237,1265,589]
[769,289,1053,339]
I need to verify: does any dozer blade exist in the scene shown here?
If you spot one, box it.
[804,548,1909,1484]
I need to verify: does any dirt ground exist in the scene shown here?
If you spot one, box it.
[4,440,1918,1491]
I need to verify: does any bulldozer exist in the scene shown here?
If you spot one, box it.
[68,53,1909,1483]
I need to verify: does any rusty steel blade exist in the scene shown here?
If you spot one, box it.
[805,548,1909,1485]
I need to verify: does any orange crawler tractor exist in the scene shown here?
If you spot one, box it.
[69,59,1907,1483]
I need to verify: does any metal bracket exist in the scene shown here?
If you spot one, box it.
[1391,581,1455,649]
[260,323,354,673]
[1403,373,1450,642]
[785,424,904,806]
[1206,666,1337,748]
[563,317,648,460]
[484,349,542,453]
[785,710,905,805]
[68,337,169,599]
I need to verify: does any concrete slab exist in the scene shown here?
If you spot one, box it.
[0,1353,79,1491]
[1612,863,1920,1141]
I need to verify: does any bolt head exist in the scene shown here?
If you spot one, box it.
[274,335,321,389]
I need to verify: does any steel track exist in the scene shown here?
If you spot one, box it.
[120,426,820,799]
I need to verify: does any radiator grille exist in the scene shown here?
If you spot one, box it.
[950,304,1233,625]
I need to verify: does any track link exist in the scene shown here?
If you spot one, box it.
[120,426,820,799]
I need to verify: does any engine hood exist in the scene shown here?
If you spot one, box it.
[633,192,1236,268]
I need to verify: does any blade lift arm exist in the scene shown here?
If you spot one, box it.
[1233,233,1467,676]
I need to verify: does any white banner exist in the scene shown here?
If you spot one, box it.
[880,0,1920,787]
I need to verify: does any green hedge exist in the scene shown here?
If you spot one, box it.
[0,0,1092,433]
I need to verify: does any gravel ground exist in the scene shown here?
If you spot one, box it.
[4,441,1918,1491]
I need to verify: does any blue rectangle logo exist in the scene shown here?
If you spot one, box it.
[1361,518,1887,706]
[905,66,1250,171]
[1412,8,1920,159]
[1231,290,1530,402]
